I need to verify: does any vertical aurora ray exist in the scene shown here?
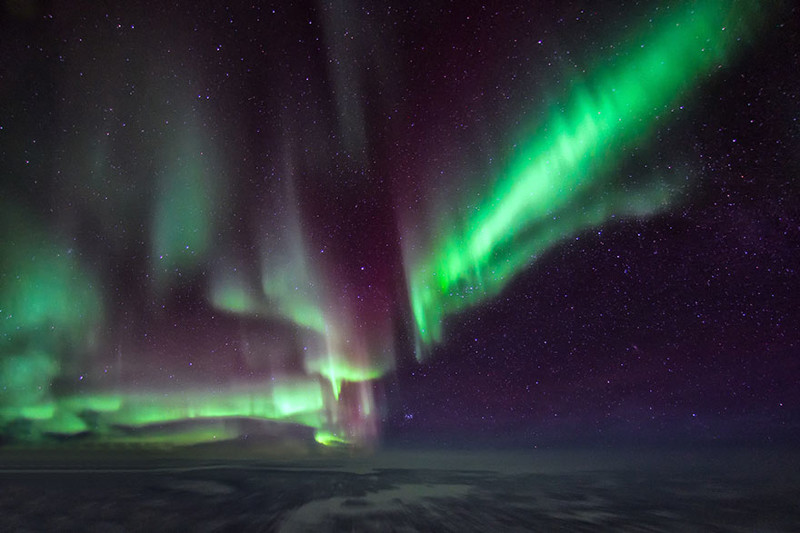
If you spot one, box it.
[258,168,327,335]
[403,0,764,356]
[204,146,393,446]
[151,123,222,288]
[0,10,395,449]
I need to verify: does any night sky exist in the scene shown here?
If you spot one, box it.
[1,0,798,448]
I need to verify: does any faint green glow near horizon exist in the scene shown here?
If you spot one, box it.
[0,348,387,444]
[403,0,762,356]
[0,368,382,446]
[314,429,349,446]
[109,383,326,427]
[0,381,328,439]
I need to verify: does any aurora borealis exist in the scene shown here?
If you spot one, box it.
[1,0,799,450]
[402,0,762,354]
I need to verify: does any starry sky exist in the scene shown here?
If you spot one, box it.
[0,0,798,448]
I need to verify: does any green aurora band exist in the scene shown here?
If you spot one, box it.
[0,383,328,444]
[403,0,764,356]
